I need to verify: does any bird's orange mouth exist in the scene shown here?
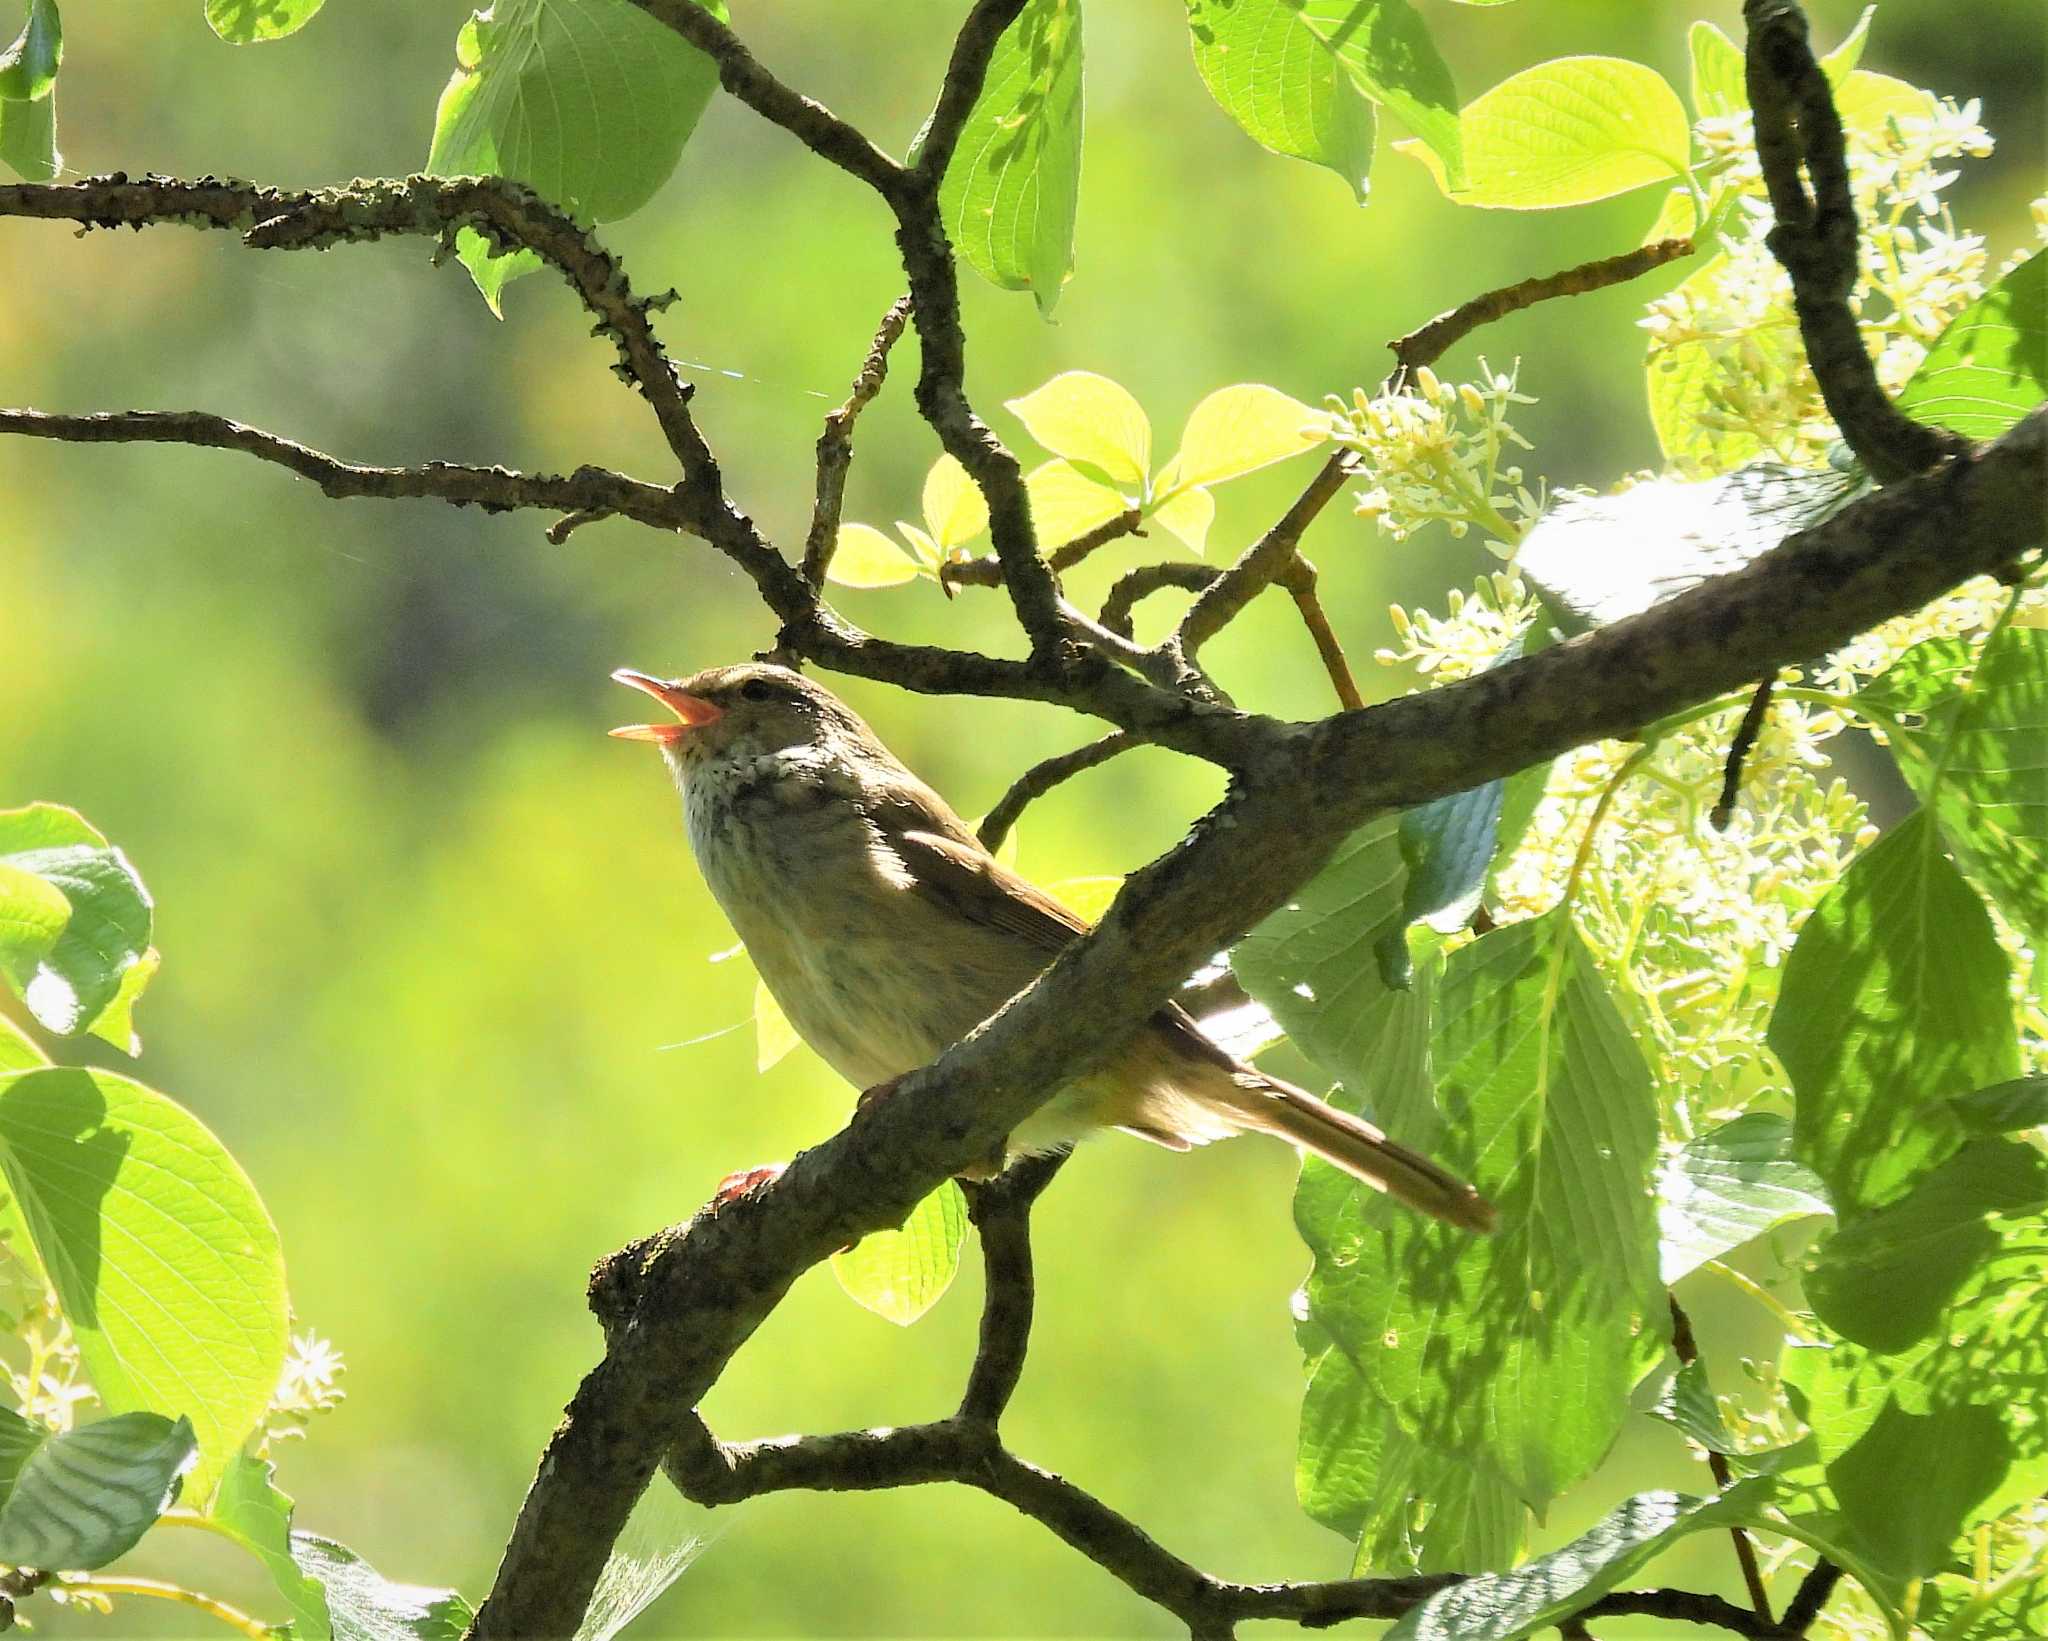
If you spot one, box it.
[608,668,723,743]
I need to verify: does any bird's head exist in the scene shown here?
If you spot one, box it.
[609,662,868,776]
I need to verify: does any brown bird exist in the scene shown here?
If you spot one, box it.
[611,662,1494,1233]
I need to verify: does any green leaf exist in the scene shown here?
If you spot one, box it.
[0,805,155,1043]
[426,0,725,313]
[1894,250,2048,439]
[830,1181,967,1325]
[1656,1112,1831,1284]
[1770,812,2018,1217]
[1291,1,1461,186]
[0,0,59,99]
[1647,1358,1739,1454]
[1148,484,1215,553]
[1831,1400,2012,1583]
[1158,383,1325,492]
[1686,21,1744,120]
[0,79,54,180]
[0,1412,195,1571]
[1231,816,1410,1089]
[1185,0,1376,202]
[1879,627,2048,951]
[1517,463,1867,634]
[1820,6,1877,82]
[0,1067,288,1506]
[0,1016,43,1073]
[0,864,70,992]
[1948,1075,2048,1134]
[825,523,922,589]
[205,0,323,43]
[1397,56,1687,209]
[1298,1347,1526,1574]
[1806,1137,2047,1352]
[1007,372,1150,490]
[920,456,989,551]
[1023,458,1129,547]
[212,1454,332,1640]
[1387,1482,1775,1641]
[1305,915,1667,1509]
[1378,779,1504,987]
[928,0,1083,316]
[291,1535,475,1641]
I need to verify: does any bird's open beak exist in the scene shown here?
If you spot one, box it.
[608,668,724,743]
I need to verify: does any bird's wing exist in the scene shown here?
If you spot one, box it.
[890,827,1090,956]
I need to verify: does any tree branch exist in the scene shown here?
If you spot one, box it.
[1176,455,1355,661]
[805,294,914,589]
[1742,0,1967,482]
[976,732,1142,852]
[941,509,1146,590]
[957,1153,1064,1424]
[0,409,685,531]
[1101,563,1223,637]
[1388,239,1695,373]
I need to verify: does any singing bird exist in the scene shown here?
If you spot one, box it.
[611,662,1494,1232]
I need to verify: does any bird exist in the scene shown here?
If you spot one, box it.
[610,661,1494,1233]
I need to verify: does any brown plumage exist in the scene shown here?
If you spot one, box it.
[612,662,1494,1234]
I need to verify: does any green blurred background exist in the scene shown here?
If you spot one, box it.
[1,2,2038,1634]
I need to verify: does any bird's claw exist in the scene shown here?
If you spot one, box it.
[710,1161,787,1209]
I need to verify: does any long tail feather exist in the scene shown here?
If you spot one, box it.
[1224,1073,1496,1234]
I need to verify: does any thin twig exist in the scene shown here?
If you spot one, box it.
[1389,239,1695,373]
[1779,1559,1843,1633]
[805,294,914,589]
[957,1153,1065,1424]
[977,733,1143,852]
[1742,0,1965,482]
[1711,677,1777,830]
[1177,455,1354,660]
[0,409,685,528]
[1276,557,1366,712]
[942,509,1146,591]
[1668,1295,1773,1622]
[1101,562,1222,637]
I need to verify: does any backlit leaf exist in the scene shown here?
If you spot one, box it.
[1148,484,1214,554]
[921,455,989,551]
[1162,383,1326,491]
[0,805,155,1043]
[754,977,798,1073]
[1687,21,1744,120]
[1291,0,1461,185]
[1656,1112,1830,1283]
[0,0,59,99]
[1398,56,1688,209]
[1023,459,1130,548]
[830,1180,968,1325]
[1895,250,2048,442]
[1007,373,1151,488]
[825,523,921,589]
[212,1454,332,1640]
[0,82,54,180]
[206,0,324,43]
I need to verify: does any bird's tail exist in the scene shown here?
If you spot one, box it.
[1218,1071,1496,1234]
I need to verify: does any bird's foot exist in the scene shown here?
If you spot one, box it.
[709,1161,786,1209]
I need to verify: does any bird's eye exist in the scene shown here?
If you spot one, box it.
[740,679,775,703]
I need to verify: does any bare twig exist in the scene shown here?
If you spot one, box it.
[942,509,1146,591]
[806,294,914,588]
[957,1153,1064,1424]
[1101,562,1223,637]
[0,409,685,528]
[1389,239,1695,374]
[546,508,614,545]
[1276,557,1367,712]
[1711,678,1778,830]
[1669,1296,1773,1621]
[1177,454,1354,660]
[1742,0,1966,482]
[976,732,1143,852]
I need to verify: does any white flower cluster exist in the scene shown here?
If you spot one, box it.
[1329,361,1543,552]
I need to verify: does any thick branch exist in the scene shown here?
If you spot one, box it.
[1388,239,1694,373]
[1742,0,1966,482]
[805,295,913,589]
[0,409,684,529]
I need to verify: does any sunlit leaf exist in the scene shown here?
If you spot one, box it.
[1185,0,1377,202]
[1806,1138,2046,1352]
[426,0,725,313]
[1646,1359,1739,1455]
[0,805,155,1042]
[1656,1112,1830,1283]
[1388,1482,1776,1640]
[1162,383,1326,492]
[0,864,70,993]
[1948,1075,2048,1135]
[1519,465,1867,633]
[0,82,54,179]
[1832,68,1936,139]
[291,1535,476,1641]
[830,1181,968,1325]
[1686,21,1744,120]
[1149,484,1215,554]
[1291,0,1461,185]
[1771,812,2018,1215]
[825,523,922,589]
[0,1067,288,1506]
[1023,459,1130,548]
[1047,875,1121,923]
[926,0,1083,315]
[1397,57,1688,209]
[753,977,799,1073]
[1007,372,1152,488]
[1894,250,2048,440]
[212,1453,332,1640]
[921,455,989,550]
[0,1411,196,1572]
[1831,1400,2013,1583]
[0,0,59,99]
[1820,6,1877,82]
[206,0,325,43]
